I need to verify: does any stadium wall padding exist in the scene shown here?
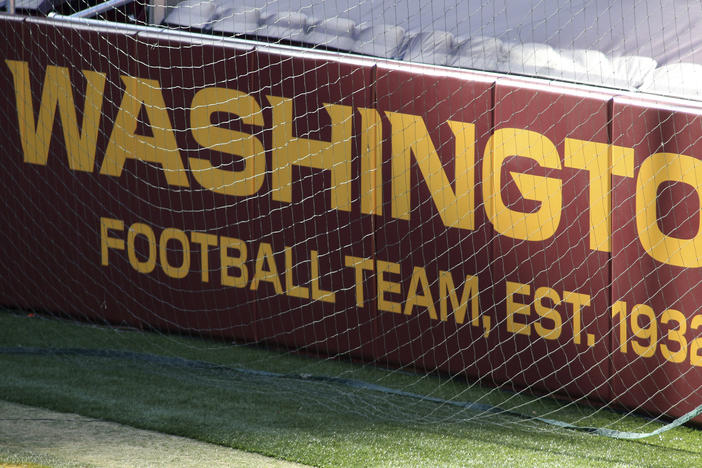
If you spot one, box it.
[2,14,702,421]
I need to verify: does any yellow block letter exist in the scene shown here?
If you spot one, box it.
[190,87,265,197]
[564,138,634,251]
[6,60,106,171]
[636,153,702,267]
[191,231,218,283]
[484,128,561,241]
[267,95,352,211]
[377,260,402,314]
[344,255,374,308]
[250,242,283,294]
[100,217,124,266]
[385,111,475,230]
[404,266,437,319]
[533,286,562,340]
[506,281,531,336]
[127,222,157,274]
[358,107,383,215]
[220,236,248,288]
[284,246,310,299]
[310,250,335,303]
[159,228,190,279]
[102,76,189,187]
[439,271,479,325]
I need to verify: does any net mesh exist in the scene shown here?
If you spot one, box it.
[1,0,702,439]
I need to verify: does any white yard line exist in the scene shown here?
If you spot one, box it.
[0,400,310,468]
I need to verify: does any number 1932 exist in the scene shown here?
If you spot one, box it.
[612,301,702,365]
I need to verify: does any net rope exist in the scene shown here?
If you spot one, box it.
[1,0,702,440]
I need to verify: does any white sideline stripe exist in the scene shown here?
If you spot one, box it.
[0,400,310,468]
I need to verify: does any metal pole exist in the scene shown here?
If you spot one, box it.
[8,0,15,15]
[69,0,133,18]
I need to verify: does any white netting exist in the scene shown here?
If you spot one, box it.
[1,0,702,440]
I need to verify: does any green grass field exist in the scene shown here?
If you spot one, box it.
[1,310,701,467]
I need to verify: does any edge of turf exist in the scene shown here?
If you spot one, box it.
[0,345,697,440]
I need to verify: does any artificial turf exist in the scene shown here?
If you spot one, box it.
[0,310,700,467]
